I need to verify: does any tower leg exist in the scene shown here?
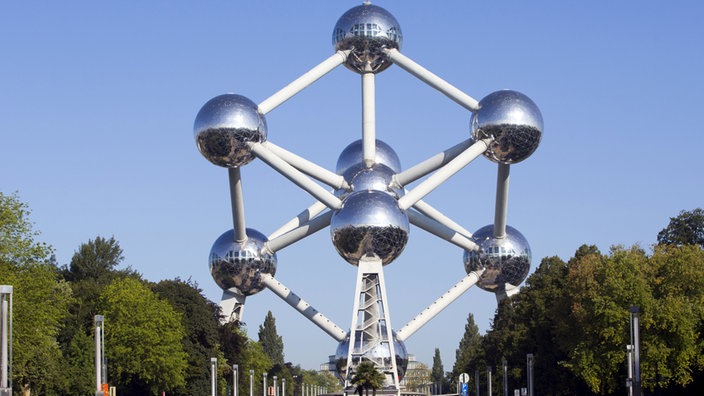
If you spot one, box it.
[344,257,400,395]
[220,289,246,324]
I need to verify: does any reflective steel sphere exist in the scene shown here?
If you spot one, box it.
[336,139,401,176]
[334,330,408,382]
[471,90,542,164]
[194,94,267,167]
[331,190,409,265]
[464,225,531,293]
[336,163,403,199]
[209,228,277,295]
[333,3,402,73]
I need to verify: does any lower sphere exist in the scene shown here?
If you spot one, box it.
[209,228,276,295]
[463,225,531,293]
[334,330,408,382]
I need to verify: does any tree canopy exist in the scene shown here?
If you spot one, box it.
[657,208,704,246]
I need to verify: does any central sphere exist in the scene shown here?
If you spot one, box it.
[331,190,409,265]
[209,228,277,296]
[336,139,402,176]
[333,3,402,73]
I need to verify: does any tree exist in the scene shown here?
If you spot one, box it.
[431,348,446,393]
[0,192,72,395]
[153,278,224,396]
[351,361,385,396]
[451,313,483,390]
[258,311,285,366]
[657,208,704,246]
[98,277,188,394]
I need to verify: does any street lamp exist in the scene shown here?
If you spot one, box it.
[250,370,254,396]
[1,285,12,396]
[233,364,239,396]
[211,358,218,396]
[94,315,106,396]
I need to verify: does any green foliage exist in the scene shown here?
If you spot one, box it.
[450,313,483,388]
[351,361,385,396]
[0,191,53,265]
[258,311,285,365]
[98,277,188,394]
[152,278,224,396]
[657,208,704,246]
[430,348,447,393]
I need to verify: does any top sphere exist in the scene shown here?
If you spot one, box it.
[333,3,402,74]
[194,94,267,168]
[470,90,542,164]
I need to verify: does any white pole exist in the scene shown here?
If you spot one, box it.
[1,286,12,391]
[233,365,238,396]
[487,367,492,396]
[412,200,473,238]
[273,376,278,396]
[268,201,328,240]
[394,139,473,187]
[250,370,254,396]
[493,164,510,239]
[262,142,348,190]
[263,373,268,396]
[265,211,332,254]
[362,72,376,167]
[229,168,248,243]
[407,209,479,252]
[282,378,286,396]
[94,316,103,393]
[211,358,218,396]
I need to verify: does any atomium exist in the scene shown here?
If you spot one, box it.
[195,2,541,393]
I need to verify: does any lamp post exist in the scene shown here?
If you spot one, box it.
[211,358,218,396]
[94,315,105,396]
[1,286,12,396]
[630,306,641,396]
[282,378,286,396]
[502,360,508,396]
[233,365,239,396]
[487,367,492,396]
[250,370,254,396]
[526,354,533,396]
[263,372,268,396]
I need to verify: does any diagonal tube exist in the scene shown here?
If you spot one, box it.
[408,209,479,252]
[396,269,485,342]
[260,273,347,342]
[412,200,473,238]
[266,210,332,254]
[384,48,479,112]
[262,141,348,190]
[268,200,328,240]
[258,50,350,114]
[398,138,492,210]
[394,139,473,187]
[248,142,342,210]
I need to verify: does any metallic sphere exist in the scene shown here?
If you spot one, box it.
[464,225,531,293]
[471,90,542,164]
[331,190,409,265]
[209,228,277,296]
[334,331,409,382]
[194,94,267,168]
[333,3,402,73]
[336,162,403,199]
[336,139,402,176]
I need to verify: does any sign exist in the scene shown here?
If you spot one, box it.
[459,372,470,384]
[461,382,469,396]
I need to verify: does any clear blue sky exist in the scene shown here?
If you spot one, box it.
[2,1,703,372]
